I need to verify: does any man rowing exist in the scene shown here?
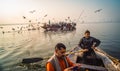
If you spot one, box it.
[78,30,101,64]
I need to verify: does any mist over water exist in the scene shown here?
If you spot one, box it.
[0,22,120,71]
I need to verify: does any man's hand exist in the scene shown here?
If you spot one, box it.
[92,47,95,49]
[83,49,88,52]
[64,67,72,71]
[92,47,98,51]
[64,64,81,71]
[74,63,81,69]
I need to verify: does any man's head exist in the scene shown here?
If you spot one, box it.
[84,30,90,38]
[55,43,66,58]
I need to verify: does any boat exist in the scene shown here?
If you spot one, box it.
[67,46,120,71]
[20,46,120,71]
[41,22,76,32]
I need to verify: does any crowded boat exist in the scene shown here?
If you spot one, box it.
[41,21,76,32]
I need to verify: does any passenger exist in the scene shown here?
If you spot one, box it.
[46,43,81,71]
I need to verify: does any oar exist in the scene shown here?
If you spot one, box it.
[66,49,86,56]
[21,49,85,64]
[21,46,88,64]
[22,57,50,64]
[22,58,43,64]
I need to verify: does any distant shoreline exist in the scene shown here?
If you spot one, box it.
[0,21,120,26]
[0,23,34,26]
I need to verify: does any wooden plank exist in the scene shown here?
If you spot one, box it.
[80,64,107,71]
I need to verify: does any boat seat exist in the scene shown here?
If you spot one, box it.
[80,64,108,71]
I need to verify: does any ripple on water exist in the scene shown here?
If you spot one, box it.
[0,47,6,54]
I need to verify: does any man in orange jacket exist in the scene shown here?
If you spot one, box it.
[46,43,81,71]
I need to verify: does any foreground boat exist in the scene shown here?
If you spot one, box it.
[20,46,120,71]
[67,47,120,71]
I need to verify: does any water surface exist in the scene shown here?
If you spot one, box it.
[0,22,120,71]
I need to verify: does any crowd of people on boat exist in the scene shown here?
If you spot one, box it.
[42,22,76,32]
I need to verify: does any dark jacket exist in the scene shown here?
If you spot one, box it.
[78,36,101,50]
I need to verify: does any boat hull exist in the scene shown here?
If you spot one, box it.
[67,47,120,71]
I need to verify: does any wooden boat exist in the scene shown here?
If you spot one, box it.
[67,46,120,71]
[41,22,76,32]
[21,47,120,71]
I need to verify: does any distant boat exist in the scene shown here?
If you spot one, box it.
[41,22,76,32]
[67,47,120,71]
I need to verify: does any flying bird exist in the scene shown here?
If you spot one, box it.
[29,20,31,23]
[94,9,102,13]
[23,16,26,19]
[0,27,3,29]
[29,10,36,13]
[44,14,47,17]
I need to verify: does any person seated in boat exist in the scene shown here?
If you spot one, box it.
[46,43,81,71]
[78,30,101,64]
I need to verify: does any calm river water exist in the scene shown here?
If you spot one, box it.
[0,22,120,71]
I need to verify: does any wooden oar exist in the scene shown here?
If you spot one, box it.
[66,49,86,56]
[22,58,43,64]
[22,57,50,64]
[21,47,88,64]
[21,49,84,64]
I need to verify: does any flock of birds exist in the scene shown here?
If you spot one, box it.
[0,9,103,34]
[0,23,41,34]
[0,10,48,34]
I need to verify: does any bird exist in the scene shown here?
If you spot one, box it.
[12,28,15,31]
[23,16,26,19]
[29,20,31,23]
[0,27,3,29]
[44,14,47,17]
[29,10,36,13]
[94,9,102,13]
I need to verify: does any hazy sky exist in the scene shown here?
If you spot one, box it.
[0,0,120,24]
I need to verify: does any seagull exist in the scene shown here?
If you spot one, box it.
[23,16,26,19]
[44,14,47,17]
[29,10,36,13]
[29,20,31,23]
[94,9,102,13]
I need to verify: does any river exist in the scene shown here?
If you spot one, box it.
[0,22,120,71]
